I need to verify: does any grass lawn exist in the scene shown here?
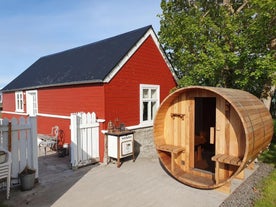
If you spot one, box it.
[254,119,276,207]
[254,169,276,207]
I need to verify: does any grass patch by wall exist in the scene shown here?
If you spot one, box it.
[254,119,276,207]
[254,169,276,207]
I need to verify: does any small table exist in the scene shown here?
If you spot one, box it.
[106,130,135,167]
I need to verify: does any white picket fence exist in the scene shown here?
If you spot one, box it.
[70,112,99,169]
[0,117,38,180]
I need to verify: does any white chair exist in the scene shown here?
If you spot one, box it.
[0,147,12,199]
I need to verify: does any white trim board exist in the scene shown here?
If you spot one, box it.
[103,27,178,83]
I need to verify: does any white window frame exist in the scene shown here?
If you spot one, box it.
[15,91,24,112]
[26,90,38,116]
[140,84,160,126]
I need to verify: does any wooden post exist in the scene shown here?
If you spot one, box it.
[70,113,78,169]
[216,181,231,194]
[8,122,11,152]
[210,127,215,144]
[29,116,38,179]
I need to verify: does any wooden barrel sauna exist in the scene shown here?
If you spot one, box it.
[154,86,273,189]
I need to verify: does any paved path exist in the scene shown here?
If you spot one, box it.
[53,158,227,207]
[1,149,256,207]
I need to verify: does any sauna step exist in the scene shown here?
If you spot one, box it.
[177,172,215,188]
[211,154,242,166]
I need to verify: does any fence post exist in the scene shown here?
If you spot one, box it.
[8,122,11,152]
[70,113,78,169]
[29,116,38,179]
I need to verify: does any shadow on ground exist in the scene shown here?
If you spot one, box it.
[0,148,98,207]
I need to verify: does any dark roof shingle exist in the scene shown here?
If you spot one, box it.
[2,25,152,91]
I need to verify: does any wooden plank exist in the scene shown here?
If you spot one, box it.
[225,102,230,156]
[10,119,19,179]
[216,181,231,194]
[183,97,190,171]
[70,113,78,168]
[210,127,215,144]
[188,98,195,169]
[29,117,38,178]
[156,144,185,153]
[19,117,27,173]
[235,170,245,180]
[26,118,33,169]
[211,154,242,166]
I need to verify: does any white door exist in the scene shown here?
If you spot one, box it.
[26,90,38,116]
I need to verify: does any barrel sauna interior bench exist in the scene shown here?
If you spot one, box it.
[156,144,185,172]
[211,154,242,166]
[154,86,273,192]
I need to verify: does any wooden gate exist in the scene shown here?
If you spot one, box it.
[70,112,99,169]
[0,117,38,180]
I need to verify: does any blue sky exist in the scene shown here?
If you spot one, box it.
[0,0,162,89]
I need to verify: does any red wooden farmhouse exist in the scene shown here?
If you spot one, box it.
[1,25,177,162]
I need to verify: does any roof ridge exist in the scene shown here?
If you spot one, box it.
[43,25,152,59]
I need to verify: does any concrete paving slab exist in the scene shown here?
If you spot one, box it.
[53,158,224,207]
[0,147,257,207]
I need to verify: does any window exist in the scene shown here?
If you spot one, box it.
[140,84,160,125]
[15,91,24,112]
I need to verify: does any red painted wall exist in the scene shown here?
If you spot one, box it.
[37,84,105,142]
[2,84,106,159]
[104,36,177,127]
[2,92,25,114]
[38,84,105,116]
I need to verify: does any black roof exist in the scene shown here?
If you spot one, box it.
[2,25,152,92]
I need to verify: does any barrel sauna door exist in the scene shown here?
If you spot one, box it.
[194,97,216,173]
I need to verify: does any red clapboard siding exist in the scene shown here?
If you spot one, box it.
[104,36,177,126]
[37,116,71,145]
[37,84,105,144]
[2,92,22,113]
[38,84,105,117]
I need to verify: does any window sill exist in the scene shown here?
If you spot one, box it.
[127,122,153,130]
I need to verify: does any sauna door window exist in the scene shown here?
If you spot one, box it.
[194,97,216,173]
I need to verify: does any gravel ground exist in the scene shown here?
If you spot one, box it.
[220,162,274,207]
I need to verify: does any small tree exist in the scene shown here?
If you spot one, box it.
[158,0,276,98]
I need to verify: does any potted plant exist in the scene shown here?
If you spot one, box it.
[19,166,36,191]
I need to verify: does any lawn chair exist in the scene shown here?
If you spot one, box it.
[0,147,12,199]
[38,126,59,155]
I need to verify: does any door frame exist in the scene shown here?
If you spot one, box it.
[192,97,216,173]
[26,90,38,116]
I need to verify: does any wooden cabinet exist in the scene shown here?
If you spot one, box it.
[106,131,135,167]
